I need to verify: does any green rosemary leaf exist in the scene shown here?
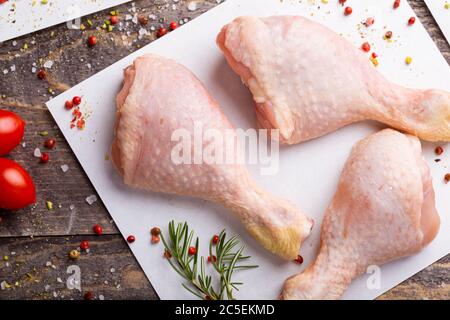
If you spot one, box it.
[161,221,257,301]
[182,283,204,299]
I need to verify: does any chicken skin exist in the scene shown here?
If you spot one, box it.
[217,16,450,144]
[111,54,313,260]
[280,129,440,300]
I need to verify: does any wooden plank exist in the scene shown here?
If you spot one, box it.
[0,235,157,300]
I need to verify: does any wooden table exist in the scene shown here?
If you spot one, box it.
[0,0,449,300]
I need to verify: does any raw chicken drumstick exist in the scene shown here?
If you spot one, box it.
[217,16,450,144]
[281,129,440,300]
[111,54,313,260]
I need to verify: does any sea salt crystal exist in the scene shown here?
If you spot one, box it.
[12,40,17,46]
[187,1,197,11]
[99,295,105,300]
[138,28,148,37]
[69,204,75,210]
[0,281,7,290]
[110,268,116,273]
[44,284,51,291]
[45,261,52,267]
[3,69,8,75]
[31,67,37,73]
[43,60,53,69]
[34,148,42,158]
[10,65,15,72]
[60,164,69,173]
[85,195,97,205]
[125,14,133,21]
[56,277,62,283]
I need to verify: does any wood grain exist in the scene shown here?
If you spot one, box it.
[0,0,449,300]
[0,235,157,300]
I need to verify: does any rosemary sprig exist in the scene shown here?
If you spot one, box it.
[160,221,258,300]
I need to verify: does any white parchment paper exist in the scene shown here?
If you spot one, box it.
[46,0,450,300]
[0,0,131,42]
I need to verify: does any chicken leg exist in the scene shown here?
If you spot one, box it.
[280,129,440,299]
[111,54,313,260]
[217,16,450,144]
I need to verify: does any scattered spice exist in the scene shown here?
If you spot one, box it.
[385,31,393,39]
[80,240,90,251]
[435,146,444,155]
[169,21,178,31]
[84,291,94,300]
[164,249,172,259]
[40,152,50,163]
[371,52,378,59]
[46,200,53,210]
[65,100,74,110]
[76,118,86,129]
[72,96,82,106]
[361,42,371,52]
[405,56,413,65]
[393,0,401,9]
[408,17,416,25]
[37,69,46,80]
[339,0,347,4]
[151,227,161,236]
[44,138,56,149]
[39,130,49,136]
[365,17,375,26]
[69,250,80,260]
[151,235,160,244]
[344,7,353,16]
[127,235,136,243]
[110,16,119,25]
[445,174,450,184]
[294,255,304,264]
[188,246,197,256]
[93,224,103,235]
[87,36,97,47]
[138,16,149,25]
[157,27,168,38]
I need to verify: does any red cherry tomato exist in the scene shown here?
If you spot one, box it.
[0,158,36,210]
[0,110,25,156]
